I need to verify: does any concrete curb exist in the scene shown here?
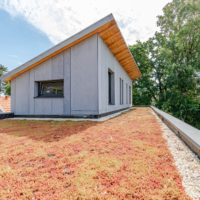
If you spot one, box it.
[151,106,200,158]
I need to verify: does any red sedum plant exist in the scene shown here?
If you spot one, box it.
[0,108,191,200]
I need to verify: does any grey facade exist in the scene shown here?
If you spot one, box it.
[10,34,133,117]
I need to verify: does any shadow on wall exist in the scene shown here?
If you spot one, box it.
[0,120,98,142]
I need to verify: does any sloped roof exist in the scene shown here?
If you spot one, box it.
[0,96,11,113]
[1,14,141,81]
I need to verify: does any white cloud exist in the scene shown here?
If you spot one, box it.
[0,0,172,45]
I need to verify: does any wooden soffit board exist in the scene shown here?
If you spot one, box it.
[98,21,141,80]
[2,14,141,82]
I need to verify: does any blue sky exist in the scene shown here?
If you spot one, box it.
[0,0,171,72]
[0,9,53,71]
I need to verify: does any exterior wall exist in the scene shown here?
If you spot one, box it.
[97,35,132,114]
[71,34,98,115]
[11,34,98,116]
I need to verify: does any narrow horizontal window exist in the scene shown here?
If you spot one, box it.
[37,80,64,97]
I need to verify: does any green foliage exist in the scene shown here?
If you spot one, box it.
[129,42,156,105]
[5,82,11,96]
[0,64,7,77]
[0,64,10,96]
[131,0,200,128]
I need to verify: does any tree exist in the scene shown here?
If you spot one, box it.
[157,0,200,128]
[0,64,10,96]
[129,41,156,105]
[131,0,200,128]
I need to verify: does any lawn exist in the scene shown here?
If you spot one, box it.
[0,108,190,200]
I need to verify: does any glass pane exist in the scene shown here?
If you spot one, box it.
[108,72,112,104]
[39,80,64,97]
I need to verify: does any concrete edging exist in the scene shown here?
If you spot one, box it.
[151,106,200,157]
[13,107,130,119]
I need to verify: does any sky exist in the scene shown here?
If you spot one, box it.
[0,0,172,71]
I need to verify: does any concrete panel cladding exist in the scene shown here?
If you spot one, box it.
[10,35,99,116]
[11,50,67,115]
[71,34,98,115]
[97,35,132,114]
[63,49,71,115]
[15,71,30,114]
[11,79,16,113]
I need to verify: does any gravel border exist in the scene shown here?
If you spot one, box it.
[152,110,200,200]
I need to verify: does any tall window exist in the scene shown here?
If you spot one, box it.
[126,83,128,104]
[120,78,124,105]
[37,80,64,97]
[129,85,131,104]
[108,70,115,105]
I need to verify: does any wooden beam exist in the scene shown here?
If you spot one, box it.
[118,54,130,62]
[99,24,118,40]
[120,58,133,65]
[119,56,133,64]
[115,49,129,58]
[116,54,129,61]
[108,39,124,50]
[112,46,127,55]
[124,67,135,73]
[104,32,121,46]
[122,63,135,70]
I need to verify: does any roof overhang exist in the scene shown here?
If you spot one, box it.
[1,14,141,82]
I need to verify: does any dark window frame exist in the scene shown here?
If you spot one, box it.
[126,83,128,104]
[108,69,115,105]
[129,85,131,104]
[120,78,124,105]
[36,79,64,98]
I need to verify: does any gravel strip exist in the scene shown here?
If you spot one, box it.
[152,110,200,200]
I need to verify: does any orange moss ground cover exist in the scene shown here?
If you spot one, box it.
[0,108,190,200]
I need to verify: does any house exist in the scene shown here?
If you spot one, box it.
[0,96,11,113]
[1,14,141,118]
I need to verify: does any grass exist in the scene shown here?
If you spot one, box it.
[0,108,191,200]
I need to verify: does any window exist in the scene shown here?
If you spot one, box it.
[129,85,132,104]
[37,80,64,97]
[126,83,128,104]
[108,70,115,105]
[120,78,124,105]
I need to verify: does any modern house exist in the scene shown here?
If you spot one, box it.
[1,14,141,118]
